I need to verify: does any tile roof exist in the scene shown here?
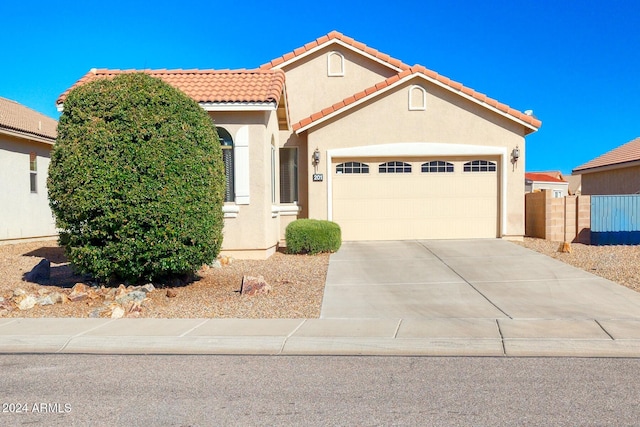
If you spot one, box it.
[0,96,57,141]
[260,30,410,71]
[57,68,286,106]
[292,65,542,133]
[525,172,567,183]
[573,137,640,173]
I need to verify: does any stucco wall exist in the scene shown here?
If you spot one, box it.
[302,77,526,237]
[281,45,399,124]
[581,165,640,195]
[209,111,280,258]
[0,134,57,241]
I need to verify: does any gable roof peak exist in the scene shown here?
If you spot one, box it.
[292,62,542,133]
[260,31,410,72]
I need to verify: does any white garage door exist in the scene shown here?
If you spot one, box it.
[332,157,499,240]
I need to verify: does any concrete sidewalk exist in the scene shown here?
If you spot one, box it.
[3,317,640,357]
[3,239,640,357]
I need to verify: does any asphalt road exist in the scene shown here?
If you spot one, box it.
[2,355,639,426]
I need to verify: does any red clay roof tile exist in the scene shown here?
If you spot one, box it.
[573,137,640,172]
[526,173,567,183]
[57,68,286,106]
[260,30,411,71]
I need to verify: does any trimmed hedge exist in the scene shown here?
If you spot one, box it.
[285,219,341,255]
[48,73,226,284]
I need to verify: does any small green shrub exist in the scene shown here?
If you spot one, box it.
[48,73,225,284]
[285,219,341,254]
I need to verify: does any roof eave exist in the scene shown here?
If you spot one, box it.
[200,102,277,111]
[573,159,640,175]
[0,126,55,145]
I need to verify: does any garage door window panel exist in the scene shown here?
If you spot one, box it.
[463,160,496,172]
[336,161,369,174]
[379,161,412,174]
[421,161,454,173]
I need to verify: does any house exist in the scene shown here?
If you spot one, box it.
[525,172,569,198]
[57,31,541,258]
[0,97,58,242]
[573,137,640,195]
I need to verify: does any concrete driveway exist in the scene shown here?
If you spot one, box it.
[321,239,640,321]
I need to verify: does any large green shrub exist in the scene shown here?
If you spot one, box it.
[285,219,341,254]
[48,73,225,284]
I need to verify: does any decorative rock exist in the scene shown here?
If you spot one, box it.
[110,305,125,319]
[13,288,27,297]
[71,283,90,295]
[135,284,155,294]
[241,275,272,296]
[166,289,177,298]
[209,260,222,269]
[68,293,88,302]
[23,259,51,283]
[18,295,37,310]
[37,295,54,306]
[49,292,69,304]
[116,290,147,305]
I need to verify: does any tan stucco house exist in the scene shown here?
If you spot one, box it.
[58,31,541,258]
[573,137,640,195]
[525,172,569,197]
[0,97,58,243]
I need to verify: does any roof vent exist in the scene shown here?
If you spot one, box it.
[38,120,42,130]
[524,109,534,116]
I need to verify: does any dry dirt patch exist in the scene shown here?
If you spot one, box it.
[0,241,329,319]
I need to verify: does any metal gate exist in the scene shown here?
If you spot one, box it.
[591,195,640,245]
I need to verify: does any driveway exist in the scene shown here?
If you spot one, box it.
[321,239,640,320]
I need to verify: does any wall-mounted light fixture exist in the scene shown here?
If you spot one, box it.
[312,148,321,166]
[512,145,520,162]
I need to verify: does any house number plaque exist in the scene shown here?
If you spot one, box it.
[313,174,324,182]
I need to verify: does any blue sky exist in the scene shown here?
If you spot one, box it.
[2,0,638,174]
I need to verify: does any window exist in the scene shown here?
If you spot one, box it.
[409,85,427,111]
[379,161,411,173]
[217,127,235,202]
[336,161,369,174]
[280,148,298,203]
[327,51,345,76]
[553,190,563,198]
[29,152,37,193]
[463,160,496,172]
[422,161,454,173]
[271,141,276,204]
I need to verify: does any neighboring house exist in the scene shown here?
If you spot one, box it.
[565,174,582,196]
[525,172,569,198]
[0,97,58,242]
[573,137,640,195]
[57,31,541,258]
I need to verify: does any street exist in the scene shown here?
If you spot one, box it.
[2,355,639,426]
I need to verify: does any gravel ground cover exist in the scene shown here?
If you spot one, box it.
[2,238,639,319]
[0,241,329,319]
[516,237,640,292]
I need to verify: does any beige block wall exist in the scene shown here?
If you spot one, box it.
[581,165,640,195]
[303,77,526,237]
[0,135,57,241]
[524,191,591,243]
[210,111,280,258]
